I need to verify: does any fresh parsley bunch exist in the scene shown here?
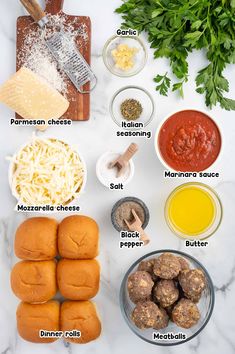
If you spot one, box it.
[115,0,235,110]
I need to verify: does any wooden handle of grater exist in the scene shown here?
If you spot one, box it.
[20,0,46,23]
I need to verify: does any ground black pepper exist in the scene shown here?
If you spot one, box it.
[114,201,145,231]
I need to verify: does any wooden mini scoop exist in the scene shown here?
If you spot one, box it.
[124,209,150,245]
[108,143,138,177]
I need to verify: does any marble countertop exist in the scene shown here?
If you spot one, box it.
[1,0,235,353]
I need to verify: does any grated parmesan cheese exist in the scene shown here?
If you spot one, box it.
[18,14,89,97]
[9,137,85,206]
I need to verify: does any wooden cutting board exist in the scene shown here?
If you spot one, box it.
[16,0,91,121]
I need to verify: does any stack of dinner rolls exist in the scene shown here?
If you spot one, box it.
[11,216,101,344]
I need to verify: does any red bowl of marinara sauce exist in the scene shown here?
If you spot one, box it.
[156,110,222,172]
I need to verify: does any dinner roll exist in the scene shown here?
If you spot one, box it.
[61,301,101,343]
[58,215,99,259]
[15,217,58,260]
[17,301,60,343]
[57,259,100,300]
[11,260,57,303]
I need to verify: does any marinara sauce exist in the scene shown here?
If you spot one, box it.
[158,110,221,172]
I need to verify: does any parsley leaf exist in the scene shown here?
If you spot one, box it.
[154,73,171,96]
[115,0,235,110]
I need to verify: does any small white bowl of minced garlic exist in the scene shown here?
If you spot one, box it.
[103,35,147,77]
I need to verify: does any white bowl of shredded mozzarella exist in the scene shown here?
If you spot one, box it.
[8,137,86,206]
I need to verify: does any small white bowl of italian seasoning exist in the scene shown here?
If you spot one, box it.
[110,86,155,130]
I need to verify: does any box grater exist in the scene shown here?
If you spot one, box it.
[20,0,97,94]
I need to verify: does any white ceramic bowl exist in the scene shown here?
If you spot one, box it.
[96,151,135,189]
[155,109,223,172]
[8,136,87,208]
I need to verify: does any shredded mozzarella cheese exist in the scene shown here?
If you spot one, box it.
[10,137,85,206]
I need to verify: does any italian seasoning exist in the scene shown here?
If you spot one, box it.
[120,99,143,121]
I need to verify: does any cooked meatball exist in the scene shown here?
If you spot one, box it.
[165,304,175,319]
[137,259,158,281]
[153,280,179,308]
[172,298,200,328]
[178,256,190,271]
[188,293,202,303]
[137,259,154,273]
[153,306,169,330]
[153,253,181,279]
[178,281,186,300]
[131,301,167,329]
[127,271,154,304]
[179,269,206,302]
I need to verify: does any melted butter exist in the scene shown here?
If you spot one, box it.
[167,185,216,236]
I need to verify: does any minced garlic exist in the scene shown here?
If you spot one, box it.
[111,44,138,71]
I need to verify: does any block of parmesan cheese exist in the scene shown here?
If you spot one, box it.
[0,67,69,119]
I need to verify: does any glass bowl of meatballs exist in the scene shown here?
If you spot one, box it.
[120,250,215,346]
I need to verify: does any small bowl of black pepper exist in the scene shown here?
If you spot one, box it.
[111,196,150,232]
[110,86,155,130]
